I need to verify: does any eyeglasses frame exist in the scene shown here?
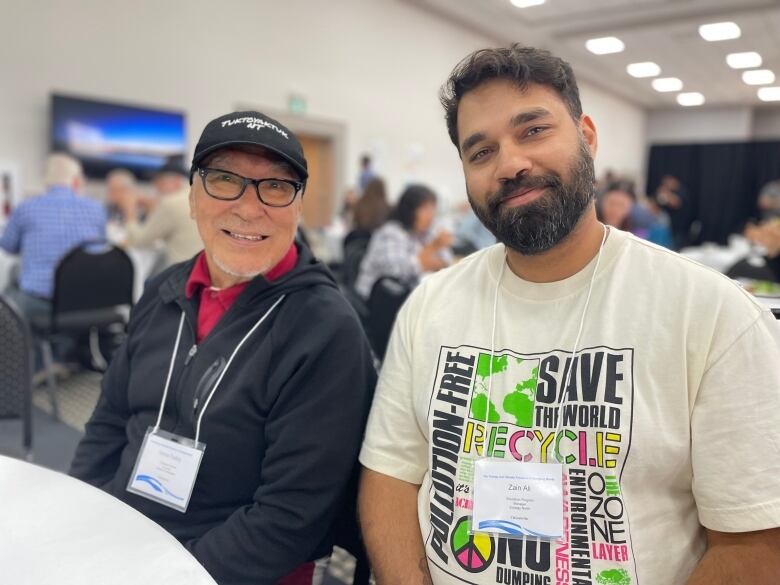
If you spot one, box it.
[196,166,305,208]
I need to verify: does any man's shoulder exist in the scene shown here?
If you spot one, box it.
[616,232,766,315]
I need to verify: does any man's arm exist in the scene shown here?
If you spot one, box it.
[687,528,780,584]
[359,468,431,585]
[0,207,23,254]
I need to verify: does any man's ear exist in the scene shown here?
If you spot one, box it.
[579,115,598,158]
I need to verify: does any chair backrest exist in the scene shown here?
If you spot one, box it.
[52,241,134,316]
[366,276,412,360]
[0,294,32,451]
[342,234,372,290]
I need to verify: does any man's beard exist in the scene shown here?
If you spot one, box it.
[468,138,596,256]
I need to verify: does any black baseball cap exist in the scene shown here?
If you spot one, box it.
[190,111,308,182]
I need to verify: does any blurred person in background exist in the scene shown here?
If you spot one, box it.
[70,111,375,585]
[744,220,780,281]
[355,183,452,299]
[350,177,391,237]
[104,168,136,223]
[452,201,495,256]
[109,156,202,269]
[652,174,691,249]
[757,177,780,221]
[598,184,674,248]
[0,153,106,323]
[597,185,633,230]
[357,153,376,194]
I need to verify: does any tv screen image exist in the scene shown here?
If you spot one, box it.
[51,93,186,179]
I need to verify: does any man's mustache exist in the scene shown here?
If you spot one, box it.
[487,173,561,213]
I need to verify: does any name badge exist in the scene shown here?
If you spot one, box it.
[472,460,563,539]
[126,427,206,513]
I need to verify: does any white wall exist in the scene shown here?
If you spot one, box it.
[0,0,646,211]
[646,106,755,144]
[579,83,647,184]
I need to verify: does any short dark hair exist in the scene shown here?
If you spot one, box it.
[390,184,437,231]
[440,44,583,150]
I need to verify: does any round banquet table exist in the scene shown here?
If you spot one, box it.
[0,455,217,585]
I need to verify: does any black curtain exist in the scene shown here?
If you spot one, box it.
[646,141,780,245]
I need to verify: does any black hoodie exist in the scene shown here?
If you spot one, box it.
[70,244,376,584]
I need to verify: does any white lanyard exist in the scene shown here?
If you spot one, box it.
[485,225,608,462]
[153,294,286,443]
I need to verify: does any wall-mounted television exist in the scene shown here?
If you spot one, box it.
[50,93,186,180]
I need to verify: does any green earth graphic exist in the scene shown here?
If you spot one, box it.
[470,353,539,428]
[596,568,631,584]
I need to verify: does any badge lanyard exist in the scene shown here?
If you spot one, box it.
[127,294,286,512]
[470,226,608,539]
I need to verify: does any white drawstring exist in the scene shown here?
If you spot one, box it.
[153,312,186,432]
[152,295,286,442]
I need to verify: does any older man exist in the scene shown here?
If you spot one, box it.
[70,111,376,585]
[358,46,780,584]
[0,153,106,321]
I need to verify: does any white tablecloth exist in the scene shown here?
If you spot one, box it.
[0,455,217,584]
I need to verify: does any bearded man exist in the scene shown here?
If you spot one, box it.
[357,45,780,585]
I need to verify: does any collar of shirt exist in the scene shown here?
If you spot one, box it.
[185,244,298,342]
[46,185,77,197]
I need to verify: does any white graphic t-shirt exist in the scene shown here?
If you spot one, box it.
[360,229,780,585]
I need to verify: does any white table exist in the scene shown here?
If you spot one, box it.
[0,455,217,585]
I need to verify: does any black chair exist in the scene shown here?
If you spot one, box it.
[726,256,778,282]
[366,276,412,361]
[30,241,134,418]
[341,232,372,291]
[0,294,33,460]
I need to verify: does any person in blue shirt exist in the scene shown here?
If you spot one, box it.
[0,153,106,328]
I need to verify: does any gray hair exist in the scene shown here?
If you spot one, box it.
[44,153,83,188]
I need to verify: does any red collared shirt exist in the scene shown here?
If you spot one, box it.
[184,244,298,343]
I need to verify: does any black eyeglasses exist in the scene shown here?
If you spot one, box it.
[197,167,304,207]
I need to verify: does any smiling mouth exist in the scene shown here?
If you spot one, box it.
[222,229,268,242]
[501,186,547,206]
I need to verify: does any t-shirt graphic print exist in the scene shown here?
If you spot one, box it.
[426,344,638,585]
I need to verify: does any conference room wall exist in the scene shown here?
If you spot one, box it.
[0,0,645,210]
[647,106,780,145]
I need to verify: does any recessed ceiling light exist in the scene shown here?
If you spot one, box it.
[726,52,762,69]
[742,69,775,85]
[677,92,705,106]
[699,22,741,41]
[758,87,780,102]
[652,77,683,92]
[585,37,625,55]
[627,62,661,78]
[510,0,545,7]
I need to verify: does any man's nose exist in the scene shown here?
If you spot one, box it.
[495,142,533,183]
[232,185,270,219]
